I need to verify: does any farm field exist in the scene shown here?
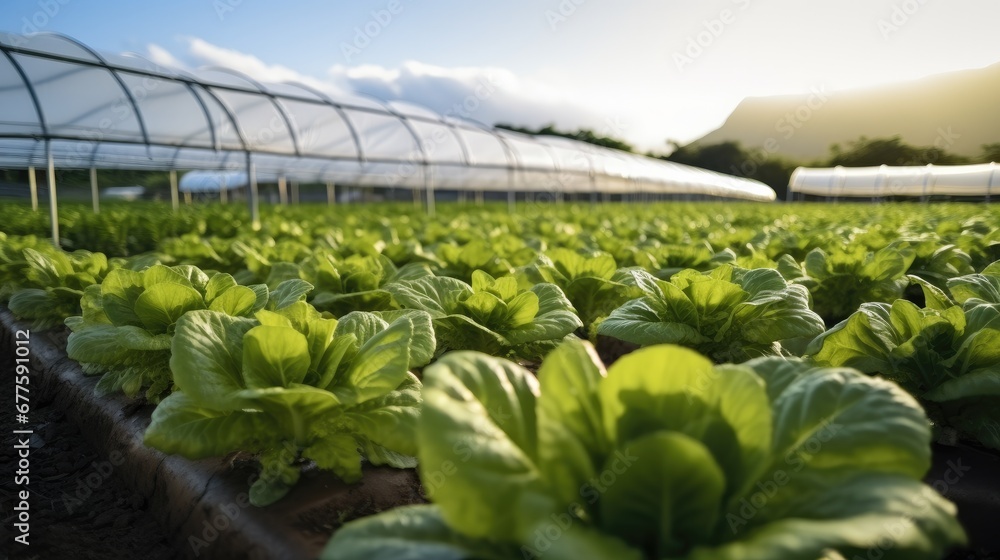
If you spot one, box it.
[2,200,999,559]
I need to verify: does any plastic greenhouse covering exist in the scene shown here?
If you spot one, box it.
[789,163,999,198]
[0,31,776,211]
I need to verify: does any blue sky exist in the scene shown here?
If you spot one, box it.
[4,0,1000,150]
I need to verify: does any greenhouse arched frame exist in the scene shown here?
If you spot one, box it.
[0,31,776,245]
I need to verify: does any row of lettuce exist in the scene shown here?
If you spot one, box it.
[2,202,999,559]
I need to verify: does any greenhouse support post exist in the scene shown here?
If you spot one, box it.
[169,170,179,211]
[507,167,516,214]
[28,166,38,211]
[46,150,59,247]
[90,167,99,214]
[220,175,228,204]
[247,159,260,228]
[278,176,288,205]
[424,165,435,217]
[291,181,299,204]
[326,181,336,206]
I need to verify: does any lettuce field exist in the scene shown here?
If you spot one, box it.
[2,200,999,559]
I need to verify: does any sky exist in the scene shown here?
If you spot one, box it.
[4,0,1000,152]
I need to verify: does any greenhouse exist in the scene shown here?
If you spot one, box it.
[789,163,999,199]
[0,31,775,234]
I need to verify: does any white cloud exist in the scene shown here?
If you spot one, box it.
[182,37,348,96]
[145,44,185,70]
[144,38,626,146]
[326,59,603,131]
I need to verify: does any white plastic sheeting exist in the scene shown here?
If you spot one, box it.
[179,170,247,193]
[790,163,999,198]
[0,31,775,203]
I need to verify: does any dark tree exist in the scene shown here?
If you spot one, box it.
[827,136,970,167]
[657,140,796,198]
[495,123,634,152]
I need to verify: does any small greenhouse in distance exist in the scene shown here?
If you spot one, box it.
[789,163,999,199]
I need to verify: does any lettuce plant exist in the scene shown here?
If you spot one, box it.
[4,245,115,330]
[808,296,1000,450]
[230,237,314,285]
[156,233,240,271]
[944,260,1000,305]
[597,266,824,363]
[906,259,1000,314]
[323,339,964,559]
[516,249,640,337]
[301,252,433,316]
[0,233,41,296]
[385,270,581,361]
[780,242,915,323]
[632,242,737,279]
[65,264,280,401]
[433,240,515,282]
[905,239,974,290]
[144,303,434,505]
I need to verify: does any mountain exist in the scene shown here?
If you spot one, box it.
[690,62,1000,161]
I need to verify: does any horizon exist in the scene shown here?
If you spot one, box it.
[3,0,999,151]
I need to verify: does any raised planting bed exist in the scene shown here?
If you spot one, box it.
[1,309,423,560]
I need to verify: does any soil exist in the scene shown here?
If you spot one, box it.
[594,334,640,366]
[288,463,425,537]
[1,331,179,560]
